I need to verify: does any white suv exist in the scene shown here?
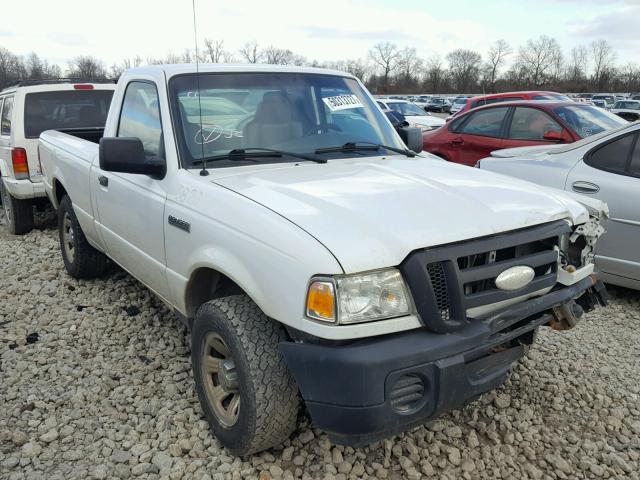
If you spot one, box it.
[0,80,115,234]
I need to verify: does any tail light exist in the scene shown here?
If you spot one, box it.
[11,148,29,179]
[73,84,94,90]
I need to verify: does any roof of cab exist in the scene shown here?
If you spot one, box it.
[124,63,355,80]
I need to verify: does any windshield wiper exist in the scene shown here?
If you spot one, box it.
[315,142,416,157]
[192,148,326,165]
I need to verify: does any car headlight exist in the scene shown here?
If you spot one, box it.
[306,269,412,324]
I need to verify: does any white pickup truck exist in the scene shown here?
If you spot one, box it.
[40,64,608,455]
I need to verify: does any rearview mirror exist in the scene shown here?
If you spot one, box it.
[398,127,423,153]
[99,137,165,177]
[543,130,564,142]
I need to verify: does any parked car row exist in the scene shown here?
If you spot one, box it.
[3,66,610,456]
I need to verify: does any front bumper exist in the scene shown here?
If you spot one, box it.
[280,276,605,446]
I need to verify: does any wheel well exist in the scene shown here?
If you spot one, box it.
[185,268,244,318]
[53,179,68,206]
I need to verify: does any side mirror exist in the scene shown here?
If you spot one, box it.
[99,137,165,177]
[398,127,423,153]
[543,130,564,142]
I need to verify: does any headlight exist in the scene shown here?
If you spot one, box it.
[306,269,412,324]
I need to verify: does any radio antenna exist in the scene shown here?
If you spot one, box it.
[192,0,208,176]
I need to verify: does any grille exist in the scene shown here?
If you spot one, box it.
[388,374,425,413]
[400,220,571,332]
[426,262,450,321]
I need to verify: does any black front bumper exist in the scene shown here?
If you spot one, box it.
[280,277,605,446]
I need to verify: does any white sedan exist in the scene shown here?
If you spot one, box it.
[377,99,445,132]
[610,99,640,122]
[477,123,640,290]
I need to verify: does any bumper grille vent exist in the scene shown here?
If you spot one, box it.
[427,262,450,321]
[389,374,425,413]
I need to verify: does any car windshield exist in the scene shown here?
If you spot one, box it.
[169,72,404,167]
[23,90,114,138]
[553,105,628,138]
[388,102,426,116]
[454,99,467,105]
[614,101,640,110]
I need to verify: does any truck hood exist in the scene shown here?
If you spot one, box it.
[489,144,566,158]
[211,157,589,273]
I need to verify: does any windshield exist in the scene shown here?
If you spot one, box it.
[614,101,640,110]
[454,99,467,105]
[553,105,627,138]
[387,102,426,116]
[169,73,404,167]
[23,90,114,138]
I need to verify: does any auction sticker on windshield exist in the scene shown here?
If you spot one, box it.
[322,94,364,111]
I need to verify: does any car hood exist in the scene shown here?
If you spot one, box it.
[405,115,446,127]
[210,157,589,273]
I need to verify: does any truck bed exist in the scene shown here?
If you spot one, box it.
[54,127,104,144]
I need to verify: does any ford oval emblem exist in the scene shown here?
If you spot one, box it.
[495,266,535,291]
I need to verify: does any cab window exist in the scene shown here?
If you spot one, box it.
[508,107,562,141]
[457,107,508,137]
[118,82,164,158]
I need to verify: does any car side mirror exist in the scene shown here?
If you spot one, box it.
[543,130,564,142]
[99,137,165,177]
[398,127,423,153]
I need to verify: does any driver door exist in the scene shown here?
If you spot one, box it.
[92,81,171,300]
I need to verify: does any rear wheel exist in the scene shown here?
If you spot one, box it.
[191,295,299,455]
[58,195,107,278]
[0,180,34,235]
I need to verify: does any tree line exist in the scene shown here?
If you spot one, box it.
[1,36,639,94]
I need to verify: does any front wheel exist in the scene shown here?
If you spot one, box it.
[58,195,107,278]
[0,180,34,235]
[191,295,299,456]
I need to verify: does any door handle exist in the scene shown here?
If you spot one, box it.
[98,175,109,187]
[571,181,599,194]
[451,137,464,146]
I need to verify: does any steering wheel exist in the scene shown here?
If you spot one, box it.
[304,123,342,135]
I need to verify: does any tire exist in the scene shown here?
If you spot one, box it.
[191,295,299,456]
[0,180,34,235]
[58,195,107,278]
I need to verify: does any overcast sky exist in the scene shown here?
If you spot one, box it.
[1,0,638,67]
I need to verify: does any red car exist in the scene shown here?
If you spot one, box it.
[451,91,572,119]
[423,100,628,166]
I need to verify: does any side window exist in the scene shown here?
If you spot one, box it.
[585,134,634,174]
[458,107,508,137]
[508,107,562,140]
[1,96,14,136]
[118,82,163,158]
[629,135,640,176]
[377,101,386,109]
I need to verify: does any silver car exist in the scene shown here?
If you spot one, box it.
[477,123,640,290]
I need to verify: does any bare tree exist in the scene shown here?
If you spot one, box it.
[568,45,588,84]
[591,39,616,90]
[423,55,445,93]
[239,41,262,64]
[396,47,422,87]
[203,39,226,63]
[484,39,512,89]
[369,42,400,88]
[516,35,562,86]
[26,53,44,80]
[447,49,482,93]
[66,56,107,80]
[263,46,294,65]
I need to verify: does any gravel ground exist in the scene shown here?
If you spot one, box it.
[1,215,640,480]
